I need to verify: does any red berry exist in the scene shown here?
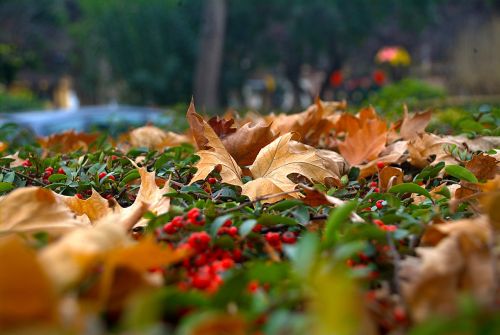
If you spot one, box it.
[373,187,380,193]
[207,177,217,184]
[376,201,384,209]
[98,172,107,179]
[223,219,232,227]
[217,227,229,235]
[252,223,263,233]
[104,193,114,200]
[57,167,65,174]
[108,174,115,181]
[188,232,211,251]
[45,167,54,174]
[373,219,384,227]
[194,254,208,266]
[393,306,407,323]
[111,155,119,160]
[187,208,205,225]
[247,280,259,293]
[192,272,211,289]
[281,231,297,244]
[75,193,84,199]
[163,222,178,234]
[265,232,280,245]
[228,226,238,237]
[381,224,397,232]
[370,181,377,188]
[22,159,32,167]
[346,259,355,267]
[376,162,385,169]
[171,216,184,228]
[220,258,234,269]
[232,249,242,261]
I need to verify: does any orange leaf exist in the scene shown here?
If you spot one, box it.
[38,130,99,153]
[399,107,432,140]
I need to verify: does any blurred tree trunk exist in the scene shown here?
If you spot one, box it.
[194,0,226,111]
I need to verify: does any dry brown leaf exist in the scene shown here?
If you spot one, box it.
[0,237,58,329]
[189,313,246,335]
[465,153,499,181]
[338,116,388,165]
[0,142,7,152]
[128,125,190,149]
[222,120,277,166]
[400,216,495,322]
[2,151,25,167]
[399,107,432,140]
[407,133,460,168]
[188,105,242,186]
[39,203,148,291]
[0,187,90,236]
[207,116,237,138]
[241,133,337,203]
[379,166,404,191]
[56,189,113,223]
[38,130,99,153]
[358,141,408,178]
[290,141,349,179]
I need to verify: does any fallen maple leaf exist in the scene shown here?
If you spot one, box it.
[222,120,277,166]
[399,107,432,140]
[0,187,90,236]
[465,153,499,181]
[38,130,99,153]
[188,104,243,186]
[338,115,388,165]
[357,141,408,178]
[128,125,190,149]
[400,215,495,322]
[241,133,338,203]
[407,133,460,168]
[207,116,237,138]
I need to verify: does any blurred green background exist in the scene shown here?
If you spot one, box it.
[1,0,500,119]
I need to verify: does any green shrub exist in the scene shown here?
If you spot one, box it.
[367,78,446,117]
[0,88,43,112]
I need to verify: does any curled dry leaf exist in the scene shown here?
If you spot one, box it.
[38,130,99,153]
[0,187,90,236]
[399,107,432,140]
[379,166,404,191]
[358,141,408,178]
[400,216,495,322]
[128,125,190,149]
[465,153,499,181]
[0,237,58,329]
[2,151,25,167]
[407,133,460,168]
[241,133,338,203]
[188,104,242,186]
[222,120,277,166]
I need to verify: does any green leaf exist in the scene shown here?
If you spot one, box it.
[290,232,319,277]
[268,199,303,212]
[121,169,140,185]
[257,214,298,226]
[388,183,432,199]
[444,165,478,183]
[324,200,357,246]
[48,174,67,183]
[0,182,14,192]
[239,219,257,238]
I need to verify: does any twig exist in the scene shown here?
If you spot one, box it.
[217,189,302,214]
[0,166,46,186]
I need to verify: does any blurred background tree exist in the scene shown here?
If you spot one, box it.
[1,0,499,111]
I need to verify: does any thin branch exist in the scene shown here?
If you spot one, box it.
[0,166,46,186]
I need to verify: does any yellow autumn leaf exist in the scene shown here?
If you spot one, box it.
[188,102,242,186]
[0,187,90,236]
[241,133,337,203]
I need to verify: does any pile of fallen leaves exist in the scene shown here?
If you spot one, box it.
[0,100,499,335]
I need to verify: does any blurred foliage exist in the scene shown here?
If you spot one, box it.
[367,78,446,117]
[429,104,500,136]
[0,88,43,112]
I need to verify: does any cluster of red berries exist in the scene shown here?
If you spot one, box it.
[160,208,206,235]
[265,231,297,249]
[42,166,66,183]
[373,219,397,232]
[369,181,380,193]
